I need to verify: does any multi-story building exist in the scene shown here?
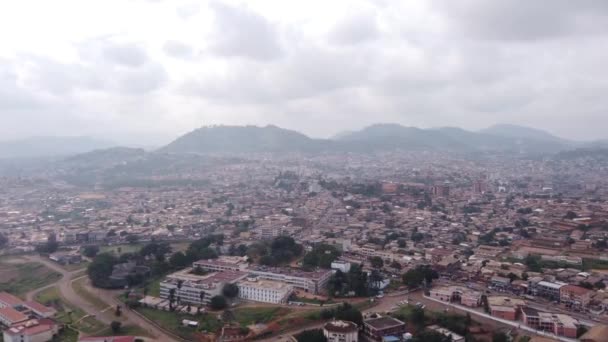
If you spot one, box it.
[331,261,351,273]
[323,320,358,342]
[488,296,525,321]
[560,284,593,309]
[3,319,60,342]
[159,268,247,305]
[248,266,333,294]
[429,286,481,308]
[363,316,406,342]
[528,278,566,300]
[193,256,249,273]
[237,277,293,304]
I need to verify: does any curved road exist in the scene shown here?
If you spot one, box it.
[25,255,178,342]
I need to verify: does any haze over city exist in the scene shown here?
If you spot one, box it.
[1,2,608,342]
[1,0,608,145]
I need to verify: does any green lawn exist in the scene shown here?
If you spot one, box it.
[233,307,290,326]
[35,286,106,334]
[100,243,144,256]
[72,277,112,311]
[136,307,222,339]
[96,324,154,338]
[0,261,62,298]
[52,327,79,342]
[61,261,90,272]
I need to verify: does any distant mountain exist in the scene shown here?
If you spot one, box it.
[334,123,571,153]
[479,124,566,143]
[159,125,330,154]
[157,123,587,155]
[0,136,115,159]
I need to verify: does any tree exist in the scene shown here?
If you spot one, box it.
[577,325,588,338]
[369,256,384,269]
[390,261,402,270]
[36,233,59,254]
[295,329,327,342]
[82,245,100,258]
[87,253,119,288]
[210,295,228,310]
[169,252,189,269]
[222,283,239,299]
[492,332,508,342]
[110,321,122,334]
[411,232,424,243]
[302,244,341,269]
[0,233,8,249]
[125,234,139,244]
[411,307,426,327]
[334,303,363,326]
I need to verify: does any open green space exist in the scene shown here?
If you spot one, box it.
[35,286,106,334]
[0,260,62,297]
[60,261,90,272]
[96,324,153,338]
[72,276,112,311]
[136,307,222,340]
[233,307,290,326]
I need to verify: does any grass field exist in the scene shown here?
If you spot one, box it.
[72,277,112,311]
[0,260,62,297]
[233,307,291,326]
[96,324,153,338]
[35,286,106,334]
[100,241,191,257]
[136,307,222,340]
[60,261,90,272]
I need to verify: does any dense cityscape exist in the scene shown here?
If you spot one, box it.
[0,136,607,342]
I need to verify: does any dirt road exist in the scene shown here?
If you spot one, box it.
[25,255,179,342]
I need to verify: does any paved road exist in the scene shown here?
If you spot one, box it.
[25,255,179,342]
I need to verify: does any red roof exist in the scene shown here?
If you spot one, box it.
[5,319,58,336]
[24,301,56,314]
[561,284,592,296]
[79,336,137,342]
[0,292,24,307]
[0,307,29,324]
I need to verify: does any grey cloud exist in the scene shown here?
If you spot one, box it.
[179,43,370,104]
[176,3,200,19]
[207,2,282,61]
[102,43,148,67]
[328,12,380,45]
[163,40,194,59]
[435,0,608,41]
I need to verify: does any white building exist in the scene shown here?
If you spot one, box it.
[323,320,358,342]
[237,277,293,304]
[193,256,249,273]
[3,319,59,342]
[248,266,333,294]
[331,261,351,273]
[159,268,247,305]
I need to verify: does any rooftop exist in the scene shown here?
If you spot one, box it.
[364,316,405,330]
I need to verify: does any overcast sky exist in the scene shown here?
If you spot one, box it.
[1,0,607,145]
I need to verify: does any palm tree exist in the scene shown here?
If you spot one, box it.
[199,290,206,305]
[169,288,176,311]
[143,287,149,297]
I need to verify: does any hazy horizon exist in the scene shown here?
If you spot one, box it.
[1,0,608,145]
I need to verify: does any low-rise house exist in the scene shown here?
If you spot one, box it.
[3,319,60,342]
[487,296,525,321]
[323,320,358,342]
[363,316,406,342]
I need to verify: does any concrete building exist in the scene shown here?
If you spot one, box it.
[160,268,247,305]
[363,316,406,342]
[488,296,525,321]
[248,266,333,294]
[428,325,465,342]
[331,260,351,273]
[237,277,293,304]
[3,319,59,342]
[429,286,481,307]
[193,256,249,273]
[0,307,28,327]
[528,279,566,301]
[560,284,592,309]
[323,320,358,342]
